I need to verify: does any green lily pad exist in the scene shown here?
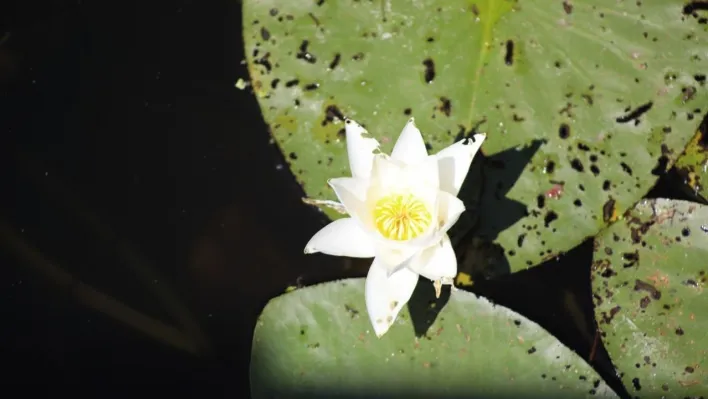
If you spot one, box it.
[251,278,617,398]
[591,198,708,397]
[243,0,707,272]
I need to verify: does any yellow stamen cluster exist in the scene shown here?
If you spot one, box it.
[373,193,431,241]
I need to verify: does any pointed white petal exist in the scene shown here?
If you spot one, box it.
[370,154,439,196]
[435,133,486,196]
[345,119,380,179]
[365,258,419,337]
[369,154,404,190]
[391,118,429,165]
[328,177,374,229]
[407,235,457,281]
[436,190,466,236]
[304,218,376,257]
[406,154,440,190]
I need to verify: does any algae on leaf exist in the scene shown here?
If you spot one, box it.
[251,278,617,399]
[243,0,708,272]
[591,198,708,398]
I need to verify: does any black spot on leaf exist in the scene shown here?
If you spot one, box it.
[620,162,633,176]
[682,86,697,103]
[303,82,320,91]
[260,27,271,41]
[504,40,514,65]
[615,102,653,124]
[537,195,545,209]
[438,97,452,116]
[328,53,341,70]
[570,158,584,172]
[296,40,317,64]
[322,105,344,126]
[423,58,436,83]
[255,52,273,73]
[623,251,639,268]
[544,211,558,227]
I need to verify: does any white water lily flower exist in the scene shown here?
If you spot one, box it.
[304,118,485,337]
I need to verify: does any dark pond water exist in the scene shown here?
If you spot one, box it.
[1,1,697,397]
[0,0,364,395]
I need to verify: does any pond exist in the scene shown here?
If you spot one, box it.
[2,1,706,398]
[1,0,352,394]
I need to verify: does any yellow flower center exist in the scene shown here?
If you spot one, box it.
[373,193,432,241]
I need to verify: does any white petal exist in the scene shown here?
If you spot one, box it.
[328,177,374,229]
[304,218,376,257]
[369,154,405,191]
[407,235,457,281]
[370,154,439,195]
[435,133,486,196]
[345,119,381,179]
[374,245,420,273]
[406,154,440,191]
[365,258,419,337]
[391,118,429,165]
[435,190,466,236]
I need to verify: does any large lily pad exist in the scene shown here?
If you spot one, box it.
[243,0,707,272]
[250,278,617,398]
[591,198,708,397]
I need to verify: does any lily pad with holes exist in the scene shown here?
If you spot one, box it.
[250,278,617,398]
[243,0,708,274]
[591,198,708,398]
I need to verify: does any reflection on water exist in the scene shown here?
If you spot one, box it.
[0,0,369,395]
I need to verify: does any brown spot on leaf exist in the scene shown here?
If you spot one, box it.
[602,198,616,223]
[438,97,452,116]
[600,306,621,324]
[562,0,573,14]
[634,279,661,299]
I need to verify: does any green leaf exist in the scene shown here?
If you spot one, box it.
[250,278,617,398]
[591,198,708,397]
[243,0,707,272]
